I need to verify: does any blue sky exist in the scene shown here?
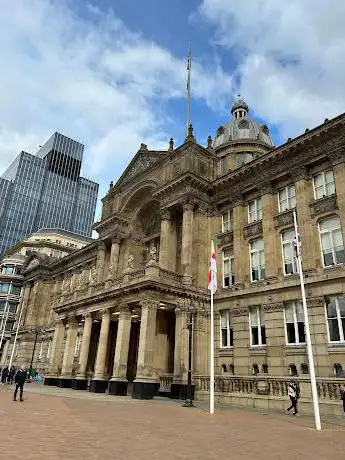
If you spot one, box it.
[1,0,345,217]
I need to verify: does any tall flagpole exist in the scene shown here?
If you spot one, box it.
[8,295,25,370]
[210,280,215,414]
[293,210,321,430]
[186,47,192,137]
[0,301,10,353]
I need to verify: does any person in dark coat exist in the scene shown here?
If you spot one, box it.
[1,365,8,384]
[13,367,27,402]
[8,366,16,384]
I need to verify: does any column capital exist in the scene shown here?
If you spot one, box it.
[83,312,93,321]
[140,299,159,310]
[160,208,172,221]
[263,302,284,312]
[290,166,310,182]
[259,181,273,196]
[307,296,325,308]
[97,241,106,251]
[182,200,195,211]
[99,308,110,318]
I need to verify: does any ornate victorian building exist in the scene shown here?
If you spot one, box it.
[6,98,345,412]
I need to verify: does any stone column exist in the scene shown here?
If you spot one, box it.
[330,155,345,225]
[193,310,208,375]
[0,339,10,366]
[107,238,121,279]
[181,202,194,284]
[232,307,250,375]
[232,201,249,285]
[133,300,158,399]
[90,309,110,392]
[108,307,132,395]
[76,313,93,382]
[25,282,39,326]
[307,296,329,378]
[294,168,318,271]
[45,319,65,386]
[263,303,285,375]
[159,209,172,270]
[261,185,280,279]
[60,318,78,386]
[96,242,106,283]
[171,306,189,399]
[19,284,31,327]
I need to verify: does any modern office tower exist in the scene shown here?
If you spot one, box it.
[0,133,99,256]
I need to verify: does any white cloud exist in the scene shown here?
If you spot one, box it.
[197,0,345,139]
[0,0,232,189]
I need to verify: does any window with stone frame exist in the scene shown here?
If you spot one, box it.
[250,238,265,281]
[284,301,305,344]
[326,296,345,343]
[313,169,335,199]
[318,216,345,266]
[249,306,266,346]
[221,210,233,233]
[220,310,233,348]
[248,198,262,223]
[281,229,299,275]
[219,157,226,175]
[222,249,235,287]
[278,184,296,212]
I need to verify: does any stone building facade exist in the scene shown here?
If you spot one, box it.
[5,98,345,412]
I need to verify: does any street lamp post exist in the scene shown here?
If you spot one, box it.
[27,328,39,382]
[183,299,195,408]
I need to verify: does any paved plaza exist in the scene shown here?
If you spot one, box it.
[0,385,344,460]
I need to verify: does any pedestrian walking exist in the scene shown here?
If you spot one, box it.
[8,366,16,384]
[339,383,345,413]
[287,381,299,416]
[1,365,8,384]
[13,366,27,402]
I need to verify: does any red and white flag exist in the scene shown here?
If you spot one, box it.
[208,240,217,294]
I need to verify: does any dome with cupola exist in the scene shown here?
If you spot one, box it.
[213,96,273,150]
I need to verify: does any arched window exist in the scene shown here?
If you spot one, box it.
[229,364,234,375]
[252,364,259,375]
[300,363,309,375]
[221,364,227,374]
[289,364,298,376]
[262,363,268,374]
[334,363,344,378]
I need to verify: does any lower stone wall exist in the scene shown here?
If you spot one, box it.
[196,391,344,418]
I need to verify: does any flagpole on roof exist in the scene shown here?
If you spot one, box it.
[293,210,321,430]
[186,47,192,138]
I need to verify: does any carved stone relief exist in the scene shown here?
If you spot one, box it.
[309,195,337,217]
[243,221,263,239]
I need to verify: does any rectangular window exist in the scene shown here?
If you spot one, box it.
[281,229,298,275]
[219,157,226,175]
[250,306,266,346]
[284,301,305,344]
[278,185,296,212]
[1,266,15,275]
[220,310,233,348]
[223,250,235,287]
[326,296,345,343]
[250,239,265,281]
[319,217,345,266]
[313,170,335,199]
[248,198,262,223]
[0,283,10,293]
[11,285,21,296]
[221,210,233,233]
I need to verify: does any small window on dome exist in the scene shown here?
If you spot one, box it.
[238,119,249,129]
[217,126,225,136]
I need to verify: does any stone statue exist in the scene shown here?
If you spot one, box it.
[76,273,84,289]
[62,278,71,294]
[108,263,116,278]
[148,245,157,262]
[90,266,97,284]
[127,254,134,269]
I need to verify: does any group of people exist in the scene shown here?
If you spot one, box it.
[0,365,16,384]
[0,365,27,402]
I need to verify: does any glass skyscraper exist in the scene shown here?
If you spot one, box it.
[0,132,99,256]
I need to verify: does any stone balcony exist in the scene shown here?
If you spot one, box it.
[54,264,187,311]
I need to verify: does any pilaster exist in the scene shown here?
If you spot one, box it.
[159,209,172,271]
[181,202,194,284]
[45,319,65,385]
[232,202,249,284]
[60,317,78,383]
[261,187,279,279]
[96,242,106,283]
[331,157,345,229]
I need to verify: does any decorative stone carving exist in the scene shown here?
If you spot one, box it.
[127,254,134,269]
[231,307,249,317]
[259,182,273,195]
[148,245,157,262]
[328,150,345,166]
[274,210,294,228]
[243,221,263,239]
[119,153,162,186]
[217,231,234,248]
[90,266,97,284]
[307,297,325,308]
[290,166,310,182]
[140,299,159,310]
[310,195,337,217]
[62,277,71,294]
[263,302,284,312]
[160,209,171,221]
